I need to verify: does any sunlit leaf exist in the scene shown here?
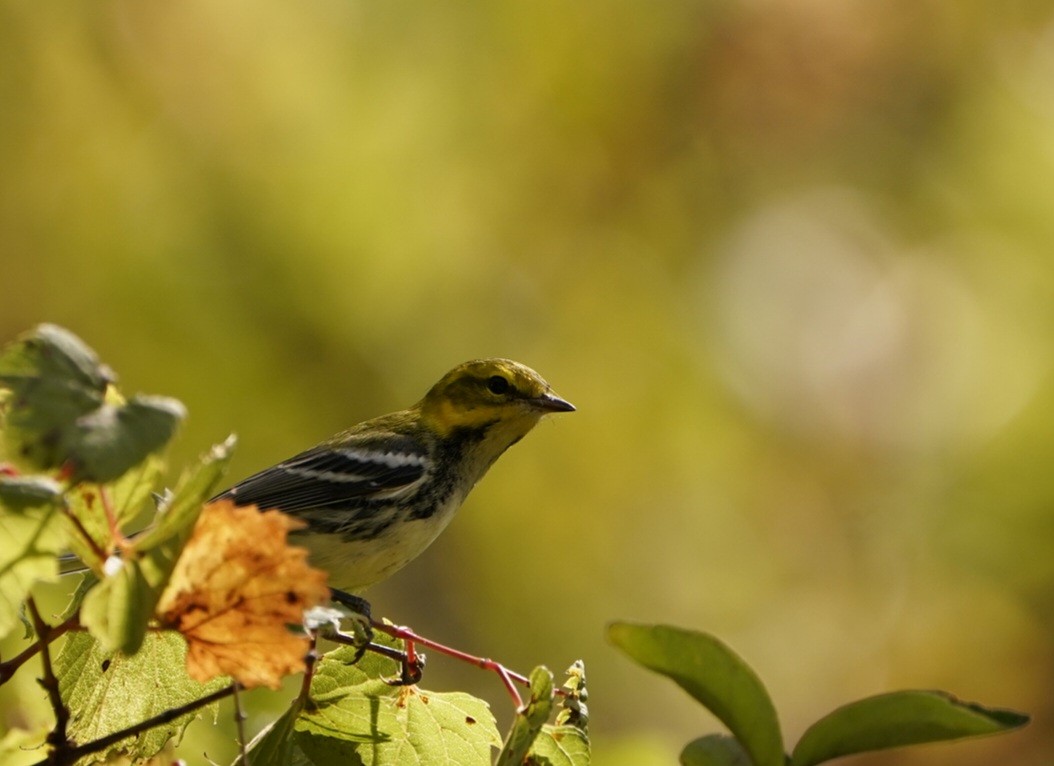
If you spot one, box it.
[608,623,784,766]
[64,486,115,572]
[555,660,589,730]
[157,500,329,689]
[65,453,165,572]
[523,660,591,764]
[526,724,591,766]
[108,451,166,528]
[58,566,97,622]
[790,690,1031,766]
[0,476,66,639]
[55,631,225,765]
[296,644,501,765]
[496,666,553,766]
[79,557,154,653]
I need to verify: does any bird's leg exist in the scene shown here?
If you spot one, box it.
[329,589,372,619]
[327,588,424,684]
[329,589,374,647]
[324,588,374,662]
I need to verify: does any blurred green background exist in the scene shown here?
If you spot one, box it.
[2,1,1053,764]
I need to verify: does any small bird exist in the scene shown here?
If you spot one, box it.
[212,358,573,594]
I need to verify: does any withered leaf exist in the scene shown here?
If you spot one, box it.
[157,500,329,689]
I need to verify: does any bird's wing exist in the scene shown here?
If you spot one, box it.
[213,431,430,514]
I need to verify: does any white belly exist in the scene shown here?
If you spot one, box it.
[292,496,462,593]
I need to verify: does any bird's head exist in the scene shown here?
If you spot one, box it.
[418,358,574,439]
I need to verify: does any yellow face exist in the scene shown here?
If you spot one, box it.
[418,358,574,437]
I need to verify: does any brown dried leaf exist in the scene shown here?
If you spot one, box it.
[157,500,329,689]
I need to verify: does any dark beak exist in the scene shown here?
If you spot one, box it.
[530,392,576,413]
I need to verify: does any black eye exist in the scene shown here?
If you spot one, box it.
[486,375,510,395]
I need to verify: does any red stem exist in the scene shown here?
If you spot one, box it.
[372,622,527,707]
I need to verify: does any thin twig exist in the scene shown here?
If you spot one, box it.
[232,683,250,766]
[0,614,80,684]
[32,683,238,766]
[375,622,524,674]
[369,622,566,708]
[327,618,556,707]
[26,598,70,752]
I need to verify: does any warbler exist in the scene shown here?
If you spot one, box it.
[212,358,573,594]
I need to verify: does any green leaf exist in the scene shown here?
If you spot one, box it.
[58,567,97,622]
[0,474,64,507]
[79,558,154,653]
[135,435,236,553]
[242,698,308,766]
[555,660,589,730]
[0,324,183,483]
[523,662,591,765]
[495,664,591,766]
[135,435,235,595]
[0,476,67,639]
[78,438,235,654]
[55,630,226,765]
[497,666,554,766]
[65,453,165,571]
[790,690,1031,766]
[608,623,784,766]
[65,395,185,484]
[108,451,166,528]
[296,644,501,765]
[0,324,109,394]
[680,735,752,766]
[526,725,591,766]
[0,324,110,471]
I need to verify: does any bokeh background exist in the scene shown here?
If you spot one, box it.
[2,1,1053,764]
